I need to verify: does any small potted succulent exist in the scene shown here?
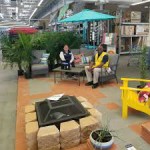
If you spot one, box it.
[90,123,117,150]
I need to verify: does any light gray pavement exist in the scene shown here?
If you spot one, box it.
[0,50,17,150]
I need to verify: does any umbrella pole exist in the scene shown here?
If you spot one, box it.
[93,21,95,47]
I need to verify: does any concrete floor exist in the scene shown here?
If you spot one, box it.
[0,50,17,150]
[0,51,150,150]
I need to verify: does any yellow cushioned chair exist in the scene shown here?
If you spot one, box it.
[120,78,150,119]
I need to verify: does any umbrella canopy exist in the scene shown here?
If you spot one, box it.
[9,27,38,34]
[59,9,116,23]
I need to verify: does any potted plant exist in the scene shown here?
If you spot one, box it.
[139,45,148,87]
[89,123,117,150]
[1,32,39,77]
[1,35,24,76]
[17,33,35,79]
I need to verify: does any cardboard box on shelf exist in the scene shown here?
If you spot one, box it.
[131,11,141,23]
[136,25,149,35]
[122,11,141,23]
[122,11,131,22]
[121,26,134,35]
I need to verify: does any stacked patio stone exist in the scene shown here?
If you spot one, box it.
[77,96,101,143]
[60,120,80,149]
[37,125,60,150]
[88,108,102,123]
[80,116,100,143]
[24,96,103,150]
[26,122,39,150]
[25,104,39,150]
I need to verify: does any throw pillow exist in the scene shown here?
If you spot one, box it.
[42,53,50,58]
[40,58,47,64]
[40,53,50,64]
[74,54,82,64]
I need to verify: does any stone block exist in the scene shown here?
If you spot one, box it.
[38,144,60,150]
[77,96,88,102]
[80,116,100,143]
[37,125,59,149]
[60,134,80,143]
[25,122,39,150]
[60,120,80,149]
[60,120,80,138]
[27,142,37,150]
[61,139,80,149]
[25,105,35,113]
[88,108,102,123]
[141,121,150,144]
[81,102,93,109]
[25,112,37,123]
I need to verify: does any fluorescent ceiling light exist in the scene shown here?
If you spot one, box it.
[131,0,150,6]
[38,0,44,7]
[29,8,37,20]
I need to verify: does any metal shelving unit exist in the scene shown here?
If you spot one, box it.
[119,22,149,54]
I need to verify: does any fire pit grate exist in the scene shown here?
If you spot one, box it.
[35,95,89,127]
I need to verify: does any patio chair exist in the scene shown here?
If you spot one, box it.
[99,54,119,84]
[120,78,150,119]
[31,50,50,78]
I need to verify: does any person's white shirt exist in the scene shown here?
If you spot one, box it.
[59,51,74,63]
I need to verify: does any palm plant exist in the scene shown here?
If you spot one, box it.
[1,33,35,76]
[2,35,24,74]
[18,33,33,70]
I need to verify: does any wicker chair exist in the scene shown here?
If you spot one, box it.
[99,54,119,84]
[31,50,49,78]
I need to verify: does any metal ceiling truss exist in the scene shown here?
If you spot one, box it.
[0,0,143,25]
[0,0,43,23]
[32,0,75,20]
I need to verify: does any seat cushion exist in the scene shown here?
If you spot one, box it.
[32,64,48,71]
[32,50,46,64]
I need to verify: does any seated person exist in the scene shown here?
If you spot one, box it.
[59,44,75,69]
[85,44,110,89]
[59,44,76,78]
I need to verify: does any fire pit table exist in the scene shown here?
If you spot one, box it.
[35,95,89,127]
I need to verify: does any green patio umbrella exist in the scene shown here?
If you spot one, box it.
[59,9,116,23]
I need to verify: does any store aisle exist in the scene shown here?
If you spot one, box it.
[0,50,17,150]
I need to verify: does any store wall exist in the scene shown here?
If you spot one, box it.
[146,9,150,47]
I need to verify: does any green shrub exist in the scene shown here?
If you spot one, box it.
[43,31,82,67]
[140,45,148,86]
[1,31,82,71]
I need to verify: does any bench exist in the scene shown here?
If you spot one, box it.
[120,78,150,119]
